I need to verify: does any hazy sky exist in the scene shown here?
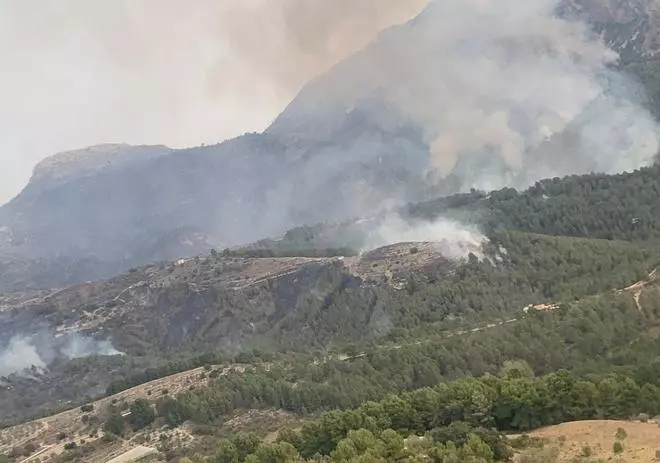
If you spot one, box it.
[0,0,428,204]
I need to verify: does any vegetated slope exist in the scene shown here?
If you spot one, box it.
[3,232,656,356]
[250,163,660,254]
[0,365,220,462]
[1,226,658,428]
[408,164,660,240]
[1,163,660,428]
[0,0,659,292]
[4,270,660,462]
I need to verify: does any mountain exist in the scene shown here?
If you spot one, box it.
[6,2,660,461]
[560,0,660,61]
[1,0,659,292]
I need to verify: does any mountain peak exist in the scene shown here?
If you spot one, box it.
[30,143,171,187]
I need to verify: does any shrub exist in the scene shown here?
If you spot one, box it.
[103,411,124,436]
[129,399,156,430]
[509,434,544,450]
[613,442,624,454]
[101,434,117,444]
[21,443,37,456]
[616,427,628,440]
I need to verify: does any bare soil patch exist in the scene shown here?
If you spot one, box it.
[520,419,660,462]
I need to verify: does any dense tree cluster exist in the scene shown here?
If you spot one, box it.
[408,165,660,242]
[172,367,660,462]
[388,230,657,329]
[244,165,660,252]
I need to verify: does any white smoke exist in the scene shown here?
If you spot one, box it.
[61,335,121,360]
[362,214,487,260]
[410,0,660,186]
[0,337,47,376]
[0,332,122,377]
[280,0,660,192]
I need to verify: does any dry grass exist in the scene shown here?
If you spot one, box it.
[516,419,660,462]
[0,365,239,461]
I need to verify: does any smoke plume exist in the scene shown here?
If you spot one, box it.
[363,214,488,261]
[401,0,659,188]
[0,0,428,204]
[0,332,121,377]
[0,337,46,376]
[277,0,659,193]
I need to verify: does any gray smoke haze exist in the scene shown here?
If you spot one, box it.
[0,0,428,204]
[394,0,660,188]
[276,0,659,193]
[0,332,121,377]
[0,337,46,376]
[363,214,488,261]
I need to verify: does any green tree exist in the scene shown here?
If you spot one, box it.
[500,360,534,380]
[233,433,261,461]
[331,440,359,462]
[459,434,494,462]
[246,442,299,463]
[157,397,192,427]
[380,429,405,460]
[214,439,239,463]
[129,399,155,430]
[103,410,124,436]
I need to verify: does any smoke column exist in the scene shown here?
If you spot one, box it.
[363,214,488,261]
[274,0,659,194]
[0,332,121,377]
[392,0,660,189]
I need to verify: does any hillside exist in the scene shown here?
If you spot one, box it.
[5,1,660,461]
[1,0,660,291]
[3,269,660,461]
[1,160,660,426]
[1,224,659,427]
[236,163,660,254]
